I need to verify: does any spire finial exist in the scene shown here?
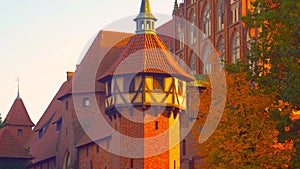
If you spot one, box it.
[17,77,20,99]
[134,0,157,34]
[173,0,179,16]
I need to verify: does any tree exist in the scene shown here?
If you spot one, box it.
[0,113,3,129]
[243,0,300,167]
[0,158,31,169]
[193,69,291,168]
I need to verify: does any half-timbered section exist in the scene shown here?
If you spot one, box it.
[94,0,194,168]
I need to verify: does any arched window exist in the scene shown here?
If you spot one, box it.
[63,151,71,169]
[190,10,196,44]
[203,45,212,74]
[218,37,225,69]
[190,52,197,74]
[203,4,211,37]
[231,1,240,23]
[232,31,240,63]
[247,28,255,50]
[178,18,185,50]
[218,0,224,31]
[247,28,256,70]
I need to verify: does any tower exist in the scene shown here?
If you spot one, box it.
[98,0,194,168]
[4,91,34,145]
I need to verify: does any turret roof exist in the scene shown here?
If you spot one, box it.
[5,98,34,127]
[98,33,194,82]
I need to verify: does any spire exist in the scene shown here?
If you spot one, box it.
[139,0,152,13]
[5,96,34,127]
[134,0,157,34]
[173,0,179,16]
[17,77,20,99]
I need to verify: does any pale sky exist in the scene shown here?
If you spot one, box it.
[0,0,178,123]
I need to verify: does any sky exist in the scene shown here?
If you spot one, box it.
[0,0,179,124]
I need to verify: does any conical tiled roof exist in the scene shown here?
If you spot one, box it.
[99,33,194,82]
[0,128,33,159]
[5,98,35,127]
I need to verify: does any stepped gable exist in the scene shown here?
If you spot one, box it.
[0,128,33,159]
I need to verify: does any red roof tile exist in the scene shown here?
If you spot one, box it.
[26,80,71,163]
[99,33,194,81]
[5,98,35,127]
[58,30,133,99]
[0,128,33,159]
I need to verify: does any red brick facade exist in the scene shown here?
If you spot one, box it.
[2,1,256,169]
[171,0,252,168]
[172,0,251,74]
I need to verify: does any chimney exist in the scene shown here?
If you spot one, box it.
[67,71,74,81]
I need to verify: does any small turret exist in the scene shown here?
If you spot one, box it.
[134,0,157,34]
[172,0,179,16]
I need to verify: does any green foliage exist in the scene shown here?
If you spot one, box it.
[0,114,5,129]
[243,0,300,107]
[243,0,300,167]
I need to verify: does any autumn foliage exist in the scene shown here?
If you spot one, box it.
[193,69,292,168]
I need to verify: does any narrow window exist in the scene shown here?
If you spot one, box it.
[96,145,100,153]
[218,0,225,31]
[190,53,196,74]
[39,127,46,139]
[155,121,159,130]
[130,159,134,168]
[218,37,225,70]
[83,98,90,107]
[17,129,23,136]
[203,45,212,74]
[203,4,211,37]
[232,31,240,63]
[183,139,186,156]
[56,119,62,132]
[107,81,112,96]
[90,160,93,169]
[66,101,69,110]
[86,147,89,157]
[174,160,176,169]
[190,10,196,44]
